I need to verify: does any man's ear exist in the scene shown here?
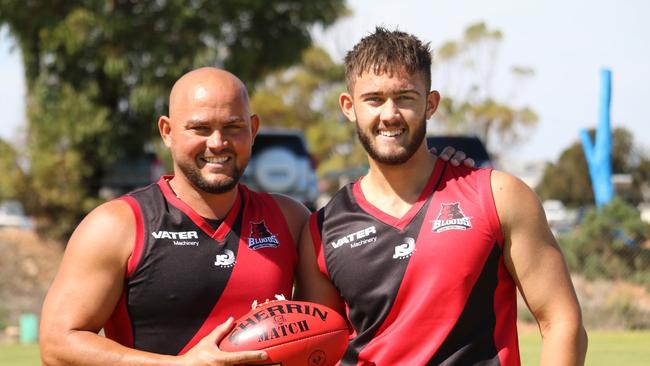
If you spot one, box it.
[426,90,441,119]
[339,92,356,123]
[250,114,260,138]
[158,116,173,148]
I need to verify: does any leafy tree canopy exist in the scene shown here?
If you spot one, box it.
[431,21,538,157]
[250,46,366,179]
[0,140,26,200]
[0,0,347,238]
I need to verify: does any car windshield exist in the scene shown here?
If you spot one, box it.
[252,134,309,156]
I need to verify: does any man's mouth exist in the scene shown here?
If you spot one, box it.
[201,156,231,164]
[378,128,405,137]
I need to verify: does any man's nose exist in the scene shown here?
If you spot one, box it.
[380,99,400,122]
[206,129,227,148]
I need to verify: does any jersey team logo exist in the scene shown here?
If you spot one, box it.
[431,202,472,232]
[393,237,416,259]
[215,249,236,267]
[247,220,280,250]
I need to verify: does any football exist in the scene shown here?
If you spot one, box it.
[219,299,348,366]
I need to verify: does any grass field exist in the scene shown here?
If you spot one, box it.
[1,331,649,365]
[0,343,39,366]
[519,330,650,365]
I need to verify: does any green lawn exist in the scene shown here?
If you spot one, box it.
[0,343,40,366]
[520,330,650,366]
[1,331,649,365]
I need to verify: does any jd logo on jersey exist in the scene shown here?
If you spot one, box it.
[431,202,472,233]
[247,220,280,250]
[215,249,236,267]
[393,237,416,260]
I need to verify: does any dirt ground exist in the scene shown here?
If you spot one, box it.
[0,228,63,338]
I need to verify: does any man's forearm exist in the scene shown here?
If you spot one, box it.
[539,321,588,366]
[41,330,180,366]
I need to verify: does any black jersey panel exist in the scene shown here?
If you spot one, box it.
[429,242,501,366]
[126,186,242,355]
[320,184,434,364]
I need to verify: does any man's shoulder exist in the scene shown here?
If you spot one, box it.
[489,169,530,193]
[123,180,163,198]
[267,192,308,211]
[444,161,489,178]
[436,162,494,194]
[489,169,543,225]
[86,199,138,228]
[254,190,310,228]
[67,199,136,259]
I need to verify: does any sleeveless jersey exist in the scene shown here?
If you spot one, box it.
[103,176,297,355]
[310,160,519,365]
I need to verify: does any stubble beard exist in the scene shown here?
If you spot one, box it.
[356,114,427,165]
[177,159,243,194]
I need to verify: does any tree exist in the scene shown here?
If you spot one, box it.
[536,142,594,207]
[537,127,650,207]
[0,0,347,238]
[0,140,27,201]
[250,46,367,177]
[430,22,538,156]
[559,197,650,287]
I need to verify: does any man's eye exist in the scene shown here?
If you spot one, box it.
[365,97,383,104]
[190,125,211,132]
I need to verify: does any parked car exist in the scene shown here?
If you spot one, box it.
[241,130,319,210]
[0,200,34,229]
[426,135,492,168]
[542,199,575,235]
[543,199,569,223]
[100,153,165,199]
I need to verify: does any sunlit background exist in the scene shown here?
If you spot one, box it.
[1,1,649,364]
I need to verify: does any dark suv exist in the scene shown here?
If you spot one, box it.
[426,135,492,168]
[241,130,319,210]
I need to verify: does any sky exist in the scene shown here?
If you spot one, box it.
[1,0,648,163]
[0,26,25,141]
[314,0,650,162]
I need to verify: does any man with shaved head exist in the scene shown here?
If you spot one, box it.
[39,67,471,366]
[40,67,309,365]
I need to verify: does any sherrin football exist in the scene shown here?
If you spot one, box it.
[219,299,348,366]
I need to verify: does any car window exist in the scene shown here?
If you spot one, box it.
[252,134,309,156]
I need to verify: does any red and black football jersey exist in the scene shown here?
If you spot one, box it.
[104,176,297,355]
[310,159,520,365]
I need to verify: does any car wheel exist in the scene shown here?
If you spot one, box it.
[253,147,299,192]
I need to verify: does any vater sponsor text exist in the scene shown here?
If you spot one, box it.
[330,226,377,249]
[152,230,199,240]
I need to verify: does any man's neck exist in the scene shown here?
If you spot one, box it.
[168,175,238,220]
[360,148,436,218]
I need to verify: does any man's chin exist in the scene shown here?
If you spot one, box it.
[190,172,240,194]
[197,180,238,194]
[367,147,412,165]
[373,154,412,165]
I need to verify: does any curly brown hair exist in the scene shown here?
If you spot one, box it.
[344,27,432,92]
